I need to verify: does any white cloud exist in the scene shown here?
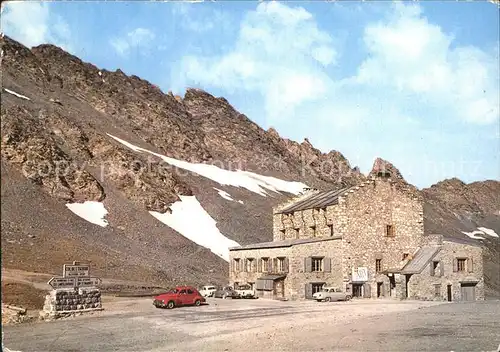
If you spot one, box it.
[1,2,72,51]
[354,3,499,125]
[176,2,498,127]
[177,1,336,120]
[174,2,499,187]
[110,28,155,56]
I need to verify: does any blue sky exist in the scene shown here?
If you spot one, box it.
[2,0,499,188]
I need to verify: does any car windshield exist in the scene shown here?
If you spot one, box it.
[238,284,251,290]
[321,288,330,292]
[167,289,179,294]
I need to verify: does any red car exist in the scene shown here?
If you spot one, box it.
[153,286,206,309]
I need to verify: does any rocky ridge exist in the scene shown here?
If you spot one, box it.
[1,35,498,297]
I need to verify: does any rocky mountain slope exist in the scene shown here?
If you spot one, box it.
[1,35,498,295]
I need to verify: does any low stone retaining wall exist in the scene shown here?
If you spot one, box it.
[42,287,102,317]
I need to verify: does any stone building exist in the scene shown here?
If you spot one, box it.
[229,174,487,301]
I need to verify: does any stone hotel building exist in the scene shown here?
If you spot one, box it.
[229,174,488,301]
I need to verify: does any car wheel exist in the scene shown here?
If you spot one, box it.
[324,297,331,302]
[195,299,201,306]
[345,295,352,301]
[166,301,175,309]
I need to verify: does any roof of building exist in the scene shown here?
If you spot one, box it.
[401,246,441,274]
[275,186,355,214]
[229,236,342,251]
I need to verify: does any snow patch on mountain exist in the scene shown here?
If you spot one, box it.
[462,230,486,240]
[3,88,30,100]
[149,195,239,261]
[477,227,499,238]
[462,227,499,240]
[66,201,109,227]
[214,187,244,204]
[107,134,309,196]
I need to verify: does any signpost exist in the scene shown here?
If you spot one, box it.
[47,261,101,289]
[76,277,102,287]
[63,263,90,278]
[48,277,76,289]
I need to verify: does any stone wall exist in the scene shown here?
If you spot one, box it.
[229,238,343,300]
[272,201,343,241]
[42,287,102,315]
[340,178,424,298]
[408,240,484,301]
[287,239,343,300]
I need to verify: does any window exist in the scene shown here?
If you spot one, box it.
[328,224,333,236]
[430,261,440,276]
[261,257,269,272]
[310,225,317,237]
[233,258,240,272]
[457,258,466,272]
[375,259,382,273]
[279,229,285,240]
[312,257,323,272]
[386,225,395,237]
[246,258,255,272]
[434,284,441,297]
[187,289,194,294]
[179,289,186,294]
[402,253,409,260]
[311,283,324,294]
[276,257,286,272]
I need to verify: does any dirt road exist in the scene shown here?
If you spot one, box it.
[3,297,499,351]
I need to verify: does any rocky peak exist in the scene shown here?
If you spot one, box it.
[369,157,405,181]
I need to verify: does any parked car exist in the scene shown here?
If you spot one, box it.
[199,285,217,298]
[312,287,352,302]
[213,286,238,299]
[153,286,206,309]
[234,283,256,299]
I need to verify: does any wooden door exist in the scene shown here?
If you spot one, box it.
[274,279,284,298]
[460,284,476,301]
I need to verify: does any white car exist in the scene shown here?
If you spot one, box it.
[199,285,217,298]
[312,287,352,302]
[234,284,256,299]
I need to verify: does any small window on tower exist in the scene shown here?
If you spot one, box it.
[386,225,395,237]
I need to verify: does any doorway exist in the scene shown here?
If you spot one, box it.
[447,284,452,302]
[274,279,285,298]
[352,283,363,298]
[377,282,384,297]
[389,276,396,297]
[460,283,476,301]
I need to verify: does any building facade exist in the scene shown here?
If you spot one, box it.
[229,175,486,301]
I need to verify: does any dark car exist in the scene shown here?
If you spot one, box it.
[153,286,206,309]
[213,286,238,299]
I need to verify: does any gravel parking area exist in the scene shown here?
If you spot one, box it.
[3,296,499,351]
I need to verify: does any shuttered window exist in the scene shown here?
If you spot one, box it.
[233,258,240,272]
[246,258,255,272]
[312,257,323,272]
[430,261,439,276]
[434,284,441,297]
[457,258,466,272]
[260,258,269,273]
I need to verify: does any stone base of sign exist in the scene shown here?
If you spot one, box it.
[42,287,103,318]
